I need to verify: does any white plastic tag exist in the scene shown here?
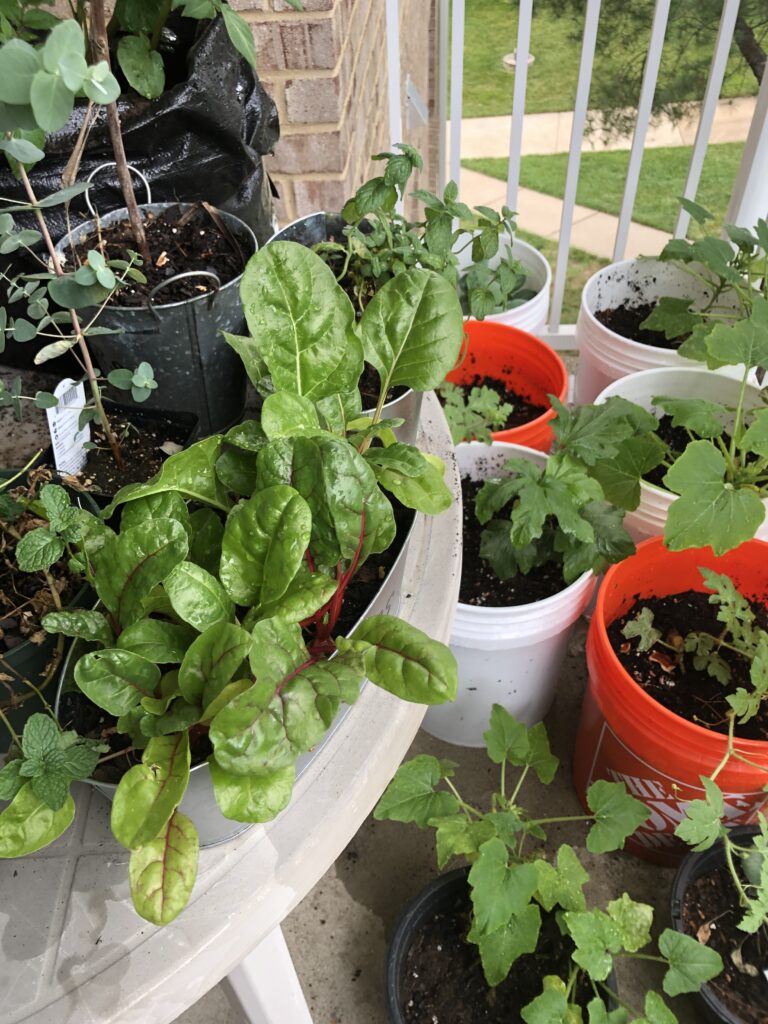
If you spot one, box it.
[46,378,90,476]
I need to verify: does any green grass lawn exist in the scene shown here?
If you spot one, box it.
[463,143,743,235]
[459,0,757,117]
[517,230,605,325]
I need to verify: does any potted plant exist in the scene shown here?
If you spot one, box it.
[422,430,633,747]
[0,460,103,748]
[441,319,569,452]
[377,704,720,1022]
[15,244,465,925]
[574,200,762,403]
[573,538,768,864]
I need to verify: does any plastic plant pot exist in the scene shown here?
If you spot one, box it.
[573,537,768,866]
[422,442,595,747]
[444,321,568,452]
[594,366,768,544]
[575,258,745,404]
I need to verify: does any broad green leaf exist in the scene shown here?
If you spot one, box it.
[431,814,495,870]
[359,268,464,393]
[468,838,539,937]
[566,908,622,980]
[589,435,666,509]
[520,981,568,1024]
[337,615,458,704]
[706,298,768,371]
[209,677,296,776]
[200,677,252,724]
[257,568,337,623]
[241,242,363,400]
[139,697,200,738]
[639,297,701,340]
[534,845,588,912]
[221,5,257,65]
[164,561,235,632]
[74,648,160,716]
[41,18,84,72]
[188,508,224,576]
[739,407,768,458]
[117,33,164,99]
[103,436,231,518]
[178,622,251,707]
[0,783,74,856]
[551,396,657,466]
[0,40,40,105]
[44,605,114,644]
[586,779,649,853]
[14,527,64,571]
[261,391,321,438]
[94,520,188,627]
[117,618,196,664]
[635,991,676,1024]
[47,274,111,309]
[367,449,452,515]
[209,761,295,822]
[215,446,258,497]
[477,903,541,988]
[653,396,728,439]
[607,893,653,952]
[120,490,192,542]
[219,485,311,607]
[111,733,190,849]
[0,760,24,802]
[128,810,198,925]
[373,754,459,827]
[221,331,270,391]
[658,928,723,996]
[483,703,531,765]
[30,68,74,131]
[674,775,725,852]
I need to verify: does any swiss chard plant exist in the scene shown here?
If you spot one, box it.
[375,704,723,1021]
[438,380,513,444]
[34,242,465,925]
[313,143,531,318]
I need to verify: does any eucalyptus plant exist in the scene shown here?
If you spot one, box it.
[376,704,723,1022]
[21,243,464,925]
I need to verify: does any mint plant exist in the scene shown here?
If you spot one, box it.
[438,381,513,444]
[314,143,530,318]
[36,242,465,925]
[375,704,722,1021]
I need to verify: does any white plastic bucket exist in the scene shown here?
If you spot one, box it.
[575,259,744,403]
[596,366,768,543]
[455,233,551,334]
[422,441,595,746]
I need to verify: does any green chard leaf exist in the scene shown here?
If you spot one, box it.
[209,761,296,823]
[128,810,198,925]
[111,733,191,850]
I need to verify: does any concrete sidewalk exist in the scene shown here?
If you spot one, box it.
[451,95,755,160]
[459,166,670,261]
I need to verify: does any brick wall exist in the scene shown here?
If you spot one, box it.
[233,0,439,224]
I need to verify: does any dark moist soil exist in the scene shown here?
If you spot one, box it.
[460,476,565,607]
[61,411,193,498]
[69,203,245,307]
[401,888,599,1023]
[681,863,768,1024]
[608,590,768,740]
[358,363,407,409]
[0,469,80,654]
[595,300,689,350]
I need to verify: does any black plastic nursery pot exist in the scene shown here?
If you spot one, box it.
[55,203,255,437]
[671,826,765,1024]
[0,471,100,751]
[386,868,618,1023]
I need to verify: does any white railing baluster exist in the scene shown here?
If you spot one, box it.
[436,0,450,194]
[449,0,466,190]
[675,0,741,238]
[506,0,533,211]
[613,0,672,261]
[726,61,768,229]
[385,0,403,213]
[550,0,601,333]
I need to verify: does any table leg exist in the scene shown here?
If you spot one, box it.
[222,926,314,1024]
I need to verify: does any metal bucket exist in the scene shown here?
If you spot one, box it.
[55,203,257,436]
[54,511,417,847]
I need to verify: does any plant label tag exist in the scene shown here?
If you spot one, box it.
[46,378,90,476]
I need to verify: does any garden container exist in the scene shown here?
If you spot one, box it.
[422,443,594,746]
[444,321,568,451]
[575,258,744,403]
[454,231,551,333]
[595,367,768,543]
[573,537,768,866]
[670,826,760,1024]
[55,203,256,436]
[55,512,417,847]
[386,867,617,1023]
[0,474,100,752]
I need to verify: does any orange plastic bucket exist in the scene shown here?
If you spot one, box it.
[573,536,768,866]
[446,321,568,452]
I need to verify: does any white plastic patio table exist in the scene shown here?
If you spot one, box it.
[0,393,461,1024]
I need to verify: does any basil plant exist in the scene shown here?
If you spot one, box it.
[37,242,464,925]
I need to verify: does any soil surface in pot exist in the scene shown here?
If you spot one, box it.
[358,363,407,409]
[1,466,83,654]
[460,476,566,606]
[400,886,598,1023]
[58,411,193,498]
[680,861,768,1023]
[441,375,548,432]
[69,203,245,306]
[595,301,688,350]
[608,590,768,740]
